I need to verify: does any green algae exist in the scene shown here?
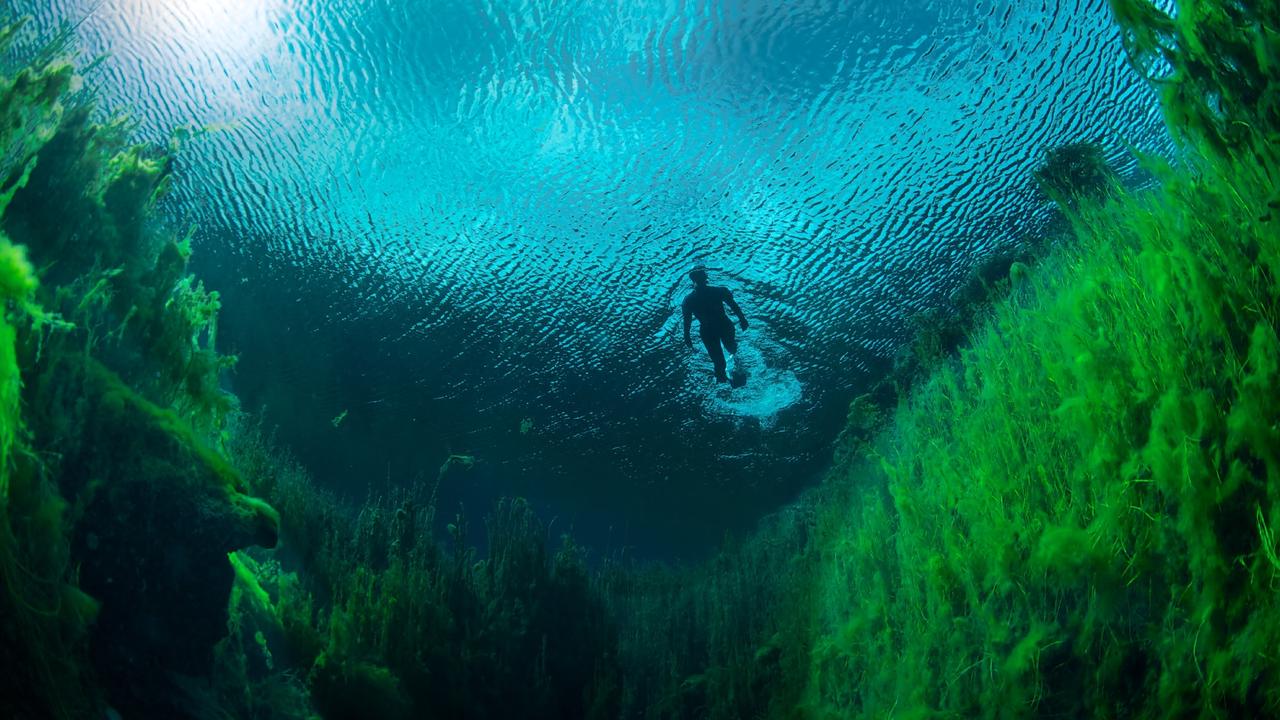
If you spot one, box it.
[222,421,625,719]
[808,164,1280,715]
[0,22,277,718]
[0,33,98,718]
[1032,141,1122,210]
[802,2,1280,716]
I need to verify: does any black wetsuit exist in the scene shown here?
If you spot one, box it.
[682,284,743,382]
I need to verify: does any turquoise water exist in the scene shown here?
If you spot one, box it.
[11,0,1169,555]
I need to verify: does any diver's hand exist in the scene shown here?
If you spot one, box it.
[739,318,749,330]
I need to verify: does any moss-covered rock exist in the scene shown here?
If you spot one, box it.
[28,355,277,716]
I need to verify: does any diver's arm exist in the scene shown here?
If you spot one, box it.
[681,303,693,347]
[724,290,749,330]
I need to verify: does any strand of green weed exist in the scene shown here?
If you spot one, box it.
[1257,505,1280,575]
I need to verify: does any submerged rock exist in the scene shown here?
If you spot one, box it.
[29,356,278,717]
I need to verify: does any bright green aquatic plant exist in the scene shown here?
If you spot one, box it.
[805,2,1280,716]
[2,77,236,435]
[0,37,98,717]
[1111,0,1280,161]
[0,22,280,717]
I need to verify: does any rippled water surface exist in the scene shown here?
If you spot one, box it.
[14,0,1165,554]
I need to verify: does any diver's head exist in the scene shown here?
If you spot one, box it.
[689,268,708,287]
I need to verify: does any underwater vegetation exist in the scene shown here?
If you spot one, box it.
[1032,141,1122,210]
[805,0,1280,716]
[848,137,1122,451]
[209,418,818,720]
[0,18,275,718]
[216,426,622,720]
[2,0,1279,717]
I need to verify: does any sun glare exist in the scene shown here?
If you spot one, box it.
[124,0,285,56]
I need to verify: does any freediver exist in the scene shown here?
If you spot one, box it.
[681,268,749,385]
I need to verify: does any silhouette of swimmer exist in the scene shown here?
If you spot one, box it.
[681,269,749,384]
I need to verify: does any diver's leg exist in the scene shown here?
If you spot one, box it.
[721,323,738,355]
[720,325,745,386]
[701,332,728,382]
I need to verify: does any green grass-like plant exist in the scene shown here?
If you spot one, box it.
[804,2,1280,715]
[0,18,275,717]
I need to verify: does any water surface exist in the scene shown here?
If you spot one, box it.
[15,0,1165,555]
